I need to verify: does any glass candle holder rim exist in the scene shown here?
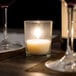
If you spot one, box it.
[24,20,53,24]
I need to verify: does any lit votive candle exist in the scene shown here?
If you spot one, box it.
[26,39,51,55]
[24,20,53,56]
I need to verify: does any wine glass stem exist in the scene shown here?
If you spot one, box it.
[71,8,74,51]
[3,7,8,40]
[67,6,75,71]
[71,21,74,51]
[69,6,74,52]
[66,6,74,55]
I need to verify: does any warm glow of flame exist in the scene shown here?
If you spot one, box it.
[33,27,42,39]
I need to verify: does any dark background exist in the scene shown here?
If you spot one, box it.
[0,0,61,30]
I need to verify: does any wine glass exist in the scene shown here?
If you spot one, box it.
[45,0,76,72]
[0,0,22,51]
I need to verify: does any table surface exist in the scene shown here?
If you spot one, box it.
[0,48,76,76]
[0,29,76,76]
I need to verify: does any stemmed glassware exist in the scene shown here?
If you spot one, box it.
[45,0,76,72]
[0,0,22,51]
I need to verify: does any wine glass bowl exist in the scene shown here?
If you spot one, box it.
[1,5,8,8]
[0,0,16,7]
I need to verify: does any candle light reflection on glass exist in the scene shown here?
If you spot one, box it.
[71,21,74,51]
[33,27,43,39]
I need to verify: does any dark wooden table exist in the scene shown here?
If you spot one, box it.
[0,46,76,76]
[0,30,76,76]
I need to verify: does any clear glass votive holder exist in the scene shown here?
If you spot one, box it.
[24,20,53,56]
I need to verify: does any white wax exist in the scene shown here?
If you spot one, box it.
[26,39,51,55]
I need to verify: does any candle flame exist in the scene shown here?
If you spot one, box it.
[33,27,42,39]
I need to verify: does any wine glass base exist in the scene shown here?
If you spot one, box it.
[45,60,76,72]
[0,39,23,51]
[45,54,76,72]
